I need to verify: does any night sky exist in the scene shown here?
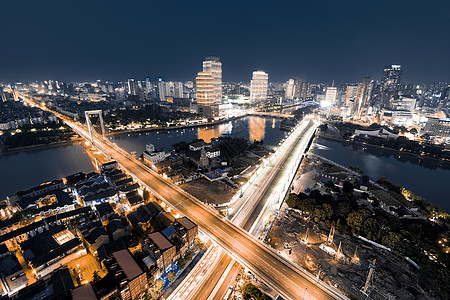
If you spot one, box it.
[1,0,449,84]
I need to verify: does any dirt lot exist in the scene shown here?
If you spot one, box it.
[266,207,436,300]
[180,178,236,205]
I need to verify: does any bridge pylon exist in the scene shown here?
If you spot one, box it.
[84,110,106,142]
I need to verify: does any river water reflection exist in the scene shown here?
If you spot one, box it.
[0,143,95,200]
[313,138,450,212]
[109,116,288,153]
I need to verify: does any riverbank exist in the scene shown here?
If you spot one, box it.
[0,138,83,155]
[317,133,450,169]
[106,114,249,136]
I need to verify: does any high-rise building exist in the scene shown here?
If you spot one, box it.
[0,87,6,102]
[250,71,269,103]
[299,82,311,99]
[145,77,152,94]
[381,65,402,107]
[202,57,222,103]
[293,77,303,98]
[196,72,215,105]
[354,77,373,117]
[344,85,358,108]
[158,81,186,101]
[324,86,337,105]
[127,78,138,95]
[285,79,295,100]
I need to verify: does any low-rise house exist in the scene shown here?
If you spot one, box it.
[7,179,65,206]
[126,191,143,209]
[126,202,163,229]
[77,221,110,255]
[103,250,147,300]
[107,214,130,241]
[175,217,198,245]
[143,232,176,272]
[157,212,175,228]
[71,284,98,300]
[95,202,115,224]
[0,206,92,246]
[0,244,28,297]
[75,176,118,206]
[20,226,85,279]
[13,267,74,300]
[100,161,118,173]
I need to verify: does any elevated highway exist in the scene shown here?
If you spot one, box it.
[22,96,348,300]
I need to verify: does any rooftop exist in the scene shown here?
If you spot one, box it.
[148,232,173,251]
[112,249,143,280]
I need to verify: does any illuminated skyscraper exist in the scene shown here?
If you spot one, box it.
[159,81,186,101]
[344,85,358,108]
[299,82,311,99]
[293,77,303,98]
[250,71,268,103]
[355,77,373,117]
[127,78,137,95]
[285,79,295,100]
[324,86,337,106]
[202,57,222,103]
[381,65,402,107]
[196,72,215,105]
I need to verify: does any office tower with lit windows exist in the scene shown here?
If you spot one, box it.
[202,57,222,103]
[355,77,373,117]
[145,77,151,94]
[344,85,358,108]
[324,86,337,106]
[293,77,302,98]
[299,82,311,99]
[158,81,186,101]
[127,78,138,95]
[196,72,215,105]
[381,64,402,107]
[250,71,269,103]
[285,79,295,100]
[0,86,6,102]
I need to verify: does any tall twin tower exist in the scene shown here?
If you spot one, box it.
[196,57,222,106]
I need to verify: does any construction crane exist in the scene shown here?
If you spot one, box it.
[327,226,335,245]
[362,258,376,295]
[335,241,344,261]
[351,246,360,265]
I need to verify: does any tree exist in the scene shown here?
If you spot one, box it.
[242,282,270,300]
[178,256,186,269]
[143,189,150,203]
[381,231,402,249]
[346,209,371,234]
[322,203,334,220]
[194,238,205,251]
[147,280,165,299]
[313,208,326,222]
[167,271,176,282]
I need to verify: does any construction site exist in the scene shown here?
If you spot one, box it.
[266,207,436,299]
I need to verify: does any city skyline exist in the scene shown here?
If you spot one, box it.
[1,0,449,83]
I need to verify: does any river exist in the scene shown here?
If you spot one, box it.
[3,118,447,213]
[108,116,288,153]
[0,143,95,200]
[0,117,287,200]
[313,138,450,212]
